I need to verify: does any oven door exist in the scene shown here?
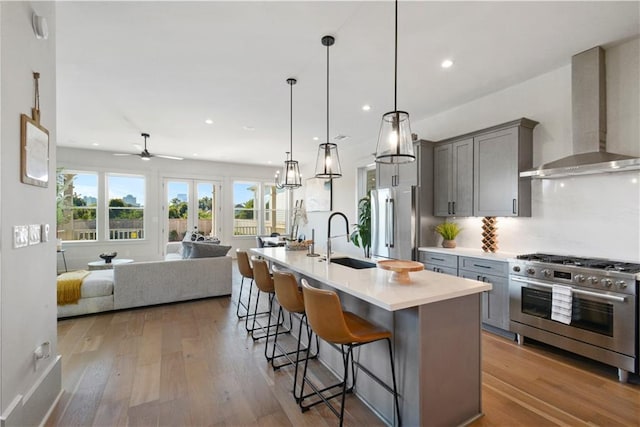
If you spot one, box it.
[509,276,636,357]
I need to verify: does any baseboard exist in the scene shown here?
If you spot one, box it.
[1,355,62,427]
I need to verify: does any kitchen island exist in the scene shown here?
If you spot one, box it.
[251,247,491,426]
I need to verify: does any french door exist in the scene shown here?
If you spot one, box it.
[164,179,221,242]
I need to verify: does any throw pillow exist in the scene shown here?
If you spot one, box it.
[189,242,231,258]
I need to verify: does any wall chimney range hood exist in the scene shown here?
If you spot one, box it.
[521,46,640,179]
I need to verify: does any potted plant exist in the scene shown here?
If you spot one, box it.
[350,194,371,258]
[435,221,462,248]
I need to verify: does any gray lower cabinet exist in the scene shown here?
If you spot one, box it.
[419,251,458,275]
[458,257,510,330]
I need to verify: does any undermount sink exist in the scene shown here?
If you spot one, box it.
[329,257,376,269]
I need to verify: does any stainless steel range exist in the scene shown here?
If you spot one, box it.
[509,253,639,382]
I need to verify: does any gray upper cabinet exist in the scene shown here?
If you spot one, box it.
[433,138,473,216]
[376,141,419,188]
[434,118,537,217]
[473,119,537,217]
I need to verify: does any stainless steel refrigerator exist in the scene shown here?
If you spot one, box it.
[371,186,418,261]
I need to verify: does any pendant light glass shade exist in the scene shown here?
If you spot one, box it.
[275,78,302,189]
[375,0,415,164]
[314,142,341,178]
[375,110,415,164]
[315,35,342,179]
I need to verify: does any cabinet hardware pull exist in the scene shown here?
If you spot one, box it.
[452,201,456,214]
[512,198,517,214]
[432,257,445,261]
[447,201,451,215]
[473,264,491,269]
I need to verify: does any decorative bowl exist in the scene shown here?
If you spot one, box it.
[99,252,118,264]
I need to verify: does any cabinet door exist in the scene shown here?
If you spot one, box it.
[473,128,519,217]
[433,143,452,216]
[459,270,510,330]
[451,139,473,216]
[376,163,396,188]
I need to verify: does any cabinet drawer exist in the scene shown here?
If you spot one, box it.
[458,257,508,276]
[424,263,458,276]
[419,252,457,268]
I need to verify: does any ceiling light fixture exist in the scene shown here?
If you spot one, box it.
[315,35,342,179]
[205,119,213,125]
[275,78,302,190]
[441,59,454,69]
[375,0,415,165]
[362,104,371,111]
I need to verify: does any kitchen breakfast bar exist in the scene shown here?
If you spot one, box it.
[251,247,492,426]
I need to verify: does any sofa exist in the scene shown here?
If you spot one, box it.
[57,242,232,318]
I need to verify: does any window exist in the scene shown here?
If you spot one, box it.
[57,171,98,241]
[357,163,376,201]
[107,174,145,240]
[233,181,288,236]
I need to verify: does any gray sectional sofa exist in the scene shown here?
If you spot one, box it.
[57,243,232,318]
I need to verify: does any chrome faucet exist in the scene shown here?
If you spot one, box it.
[327,212,349,262]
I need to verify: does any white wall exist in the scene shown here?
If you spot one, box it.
[298,38,640,262]
[57,147,282,269]
[1,2,61,425]
[411,38,640,261]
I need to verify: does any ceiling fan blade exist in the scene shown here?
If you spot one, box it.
[155,154,184,160]
[113,153,137,157]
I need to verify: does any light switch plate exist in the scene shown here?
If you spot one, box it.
[41,224,50,242]
[29,224,41,245]
[14,225,28,248]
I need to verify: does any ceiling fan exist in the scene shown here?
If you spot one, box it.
[113,133,183,161]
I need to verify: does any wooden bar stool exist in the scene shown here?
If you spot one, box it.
[271,271,319,401]
[250,259,288,343]
[299,278,401,427]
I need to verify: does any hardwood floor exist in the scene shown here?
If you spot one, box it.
[48,266,640,426]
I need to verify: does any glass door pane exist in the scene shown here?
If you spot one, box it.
[196,182,216,238]
[167,180,190,241]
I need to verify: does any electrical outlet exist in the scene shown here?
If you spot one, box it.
[29,224,41,245]
[41,224,50,242]
[13,225,28,248]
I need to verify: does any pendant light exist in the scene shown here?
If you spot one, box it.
[375,0,415,164]
[315,35,342,179]
[275,78,302,190]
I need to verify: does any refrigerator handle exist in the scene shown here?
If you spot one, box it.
[388,198,395,248]
[384,198,389,247]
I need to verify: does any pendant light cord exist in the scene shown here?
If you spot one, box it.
[394,0,398,112]
[290,80,293,157]
[326,41,330,148]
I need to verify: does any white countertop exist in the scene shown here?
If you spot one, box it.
[418,246,517,261]
[251,248,491,312]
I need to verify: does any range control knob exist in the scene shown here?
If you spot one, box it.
[588,276,599,285]
[526,268,536,275]
[542,269,552,278]
[512,265,521,273]
[574,274,586,284]
[600,278,613,288]
[616,280,628,289]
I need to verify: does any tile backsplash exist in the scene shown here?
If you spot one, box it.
[447,171,640,261]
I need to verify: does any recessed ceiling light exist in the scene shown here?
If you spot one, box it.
[313,136,319,141]
[267,160,272,164]
[243,125,255,131]
[362,104,371,111]
[193,153,199,157]
[91,142,100,146]
[205,119,213,125]
[441,59,454,69]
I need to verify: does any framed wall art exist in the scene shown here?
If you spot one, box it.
[305,177,333,212]
[21,113,50,187]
